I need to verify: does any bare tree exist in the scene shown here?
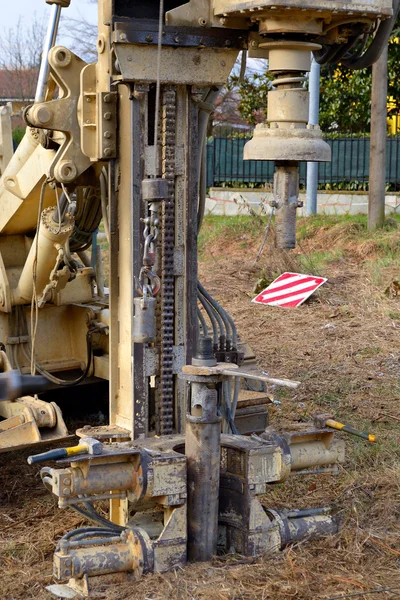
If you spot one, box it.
[61,0,98,61]
[61,17,97,61]
[0,15,47,101]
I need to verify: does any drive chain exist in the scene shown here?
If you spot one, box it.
[159,86,176,434]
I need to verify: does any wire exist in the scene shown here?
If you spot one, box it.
[153,0,165,177]
[30,179,48,375]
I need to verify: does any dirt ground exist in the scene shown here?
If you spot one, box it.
[0,215,399,600]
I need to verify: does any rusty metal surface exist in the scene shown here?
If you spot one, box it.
[113,21,247,49]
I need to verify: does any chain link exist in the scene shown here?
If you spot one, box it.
[136,205,161,298]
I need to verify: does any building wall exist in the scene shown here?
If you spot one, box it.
[206,188,400,217]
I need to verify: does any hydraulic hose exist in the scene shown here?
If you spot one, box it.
[197,306,209,337]
[198,292,219,348]
[199,290,226,350]
[342,0,400,69]
[198,282,235,348]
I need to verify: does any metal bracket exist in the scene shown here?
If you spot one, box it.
[25,46,91,184]
[80,63,118,161]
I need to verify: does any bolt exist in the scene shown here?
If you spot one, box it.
[198,17,207,26]
[220,61,226,67]
[224,39,231,47]
[127,56,132,61]
[65,559,72,567]
[145,35,154,43]
[85,96,92,103]
[104,112,112,121]
[119,32,127,41]
[104,147,112,157]
[104,94,111,103]
[62,487,71,496]
[104,131,112,139]
[35,106,51,125]
[250,40,258,48]
[63,478,71,485]
[64,569,71,578]
[174,36,179,43]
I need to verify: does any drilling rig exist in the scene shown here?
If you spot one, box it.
[0,0,396,595]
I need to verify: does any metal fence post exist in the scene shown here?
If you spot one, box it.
[306,57,320,215]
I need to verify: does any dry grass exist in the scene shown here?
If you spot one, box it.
[1,215,399,600]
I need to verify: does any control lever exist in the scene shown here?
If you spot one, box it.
[27,437,103,464]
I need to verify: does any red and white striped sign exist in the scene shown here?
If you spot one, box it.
[252,272,327,308]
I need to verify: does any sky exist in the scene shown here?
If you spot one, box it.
[2,0,97,44]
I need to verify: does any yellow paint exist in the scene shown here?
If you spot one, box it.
[325,419,345,430]
[66,444,87,456]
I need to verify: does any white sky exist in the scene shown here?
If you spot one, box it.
[2,0,97,42]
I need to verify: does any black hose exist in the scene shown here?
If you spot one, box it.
[28,332,93,387]
[198,282,237,348]
[197,306,209,337]
[56,526,117,550]
[342,0,400,69]
[199,290,226,350]
[198,291,219,349]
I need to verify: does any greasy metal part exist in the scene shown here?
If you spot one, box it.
[272,163,301,249]
[243,40,331,249]
[53,528,148,581]
[184,375,222,561]
[261,427,346,475]
[265,509,340,548]
[182,362,301,389]
[192,336,217,367]
[35,3,62,103]
[218,433,341,555]
[132,296,157,343]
